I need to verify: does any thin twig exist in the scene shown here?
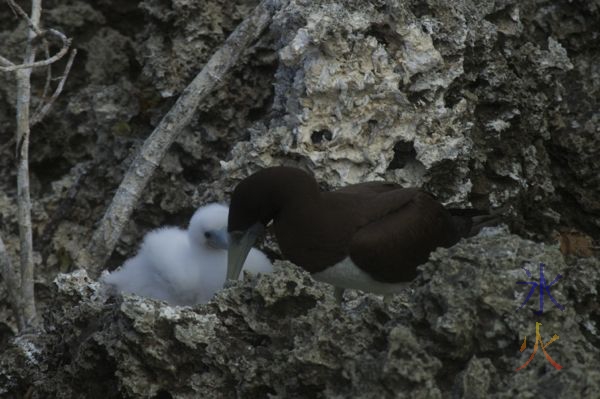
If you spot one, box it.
[0,54,15,66]
[5,0,18,16]
[1,0,70,73]
[38,40,52,105]
[80,0,284,277]
[3,0,74,124]
[0,234,25,330]
[31,48,76,126]
[0,28,71,72]
[5,0,43,35]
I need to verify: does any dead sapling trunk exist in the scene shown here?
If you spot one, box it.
[0,0,75,331]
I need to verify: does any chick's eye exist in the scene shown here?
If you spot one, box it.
[204,232,212,238]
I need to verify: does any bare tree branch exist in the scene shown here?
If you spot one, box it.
[1,0,74,331]
[14,0,43,328]
[1,0,70,72]
[5,0,43,35]
[0,54,15,66]
[80,0,284,277]
[0,28,71,72]
[0,234,26,330]
[31,48,76,126]
[38,41,53,107]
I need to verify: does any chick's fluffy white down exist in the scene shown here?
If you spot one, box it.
[101,203,272,305]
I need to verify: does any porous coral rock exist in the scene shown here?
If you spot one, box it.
[221,0,599,239]
[1,231,599,398]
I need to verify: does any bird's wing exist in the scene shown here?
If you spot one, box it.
[329,185,423,226]
[102,254,175,302]
[101,255,146,293]
[333,181,401,194]
[300,186,420,268]
[347,189,457,283]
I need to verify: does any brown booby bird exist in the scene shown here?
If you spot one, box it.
[226,166,497,300]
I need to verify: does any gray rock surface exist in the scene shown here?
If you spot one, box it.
[1,229,599,398]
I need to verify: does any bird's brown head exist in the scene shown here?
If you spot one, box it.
[226,166,318,282]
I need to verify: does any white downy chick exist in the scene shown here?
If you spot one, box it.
[101,203,272,305]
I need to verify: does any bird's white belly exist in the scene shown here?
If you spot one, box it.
[311,257,409,295]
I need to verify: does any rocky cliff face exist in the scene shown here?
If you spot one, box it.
[0,0,599,397]
[1,228,599,398]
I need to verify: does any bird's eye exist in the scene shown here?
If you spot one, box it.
[204,232,212,238]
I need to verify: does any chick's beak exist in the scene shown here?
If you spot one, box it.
[226,222,264,282]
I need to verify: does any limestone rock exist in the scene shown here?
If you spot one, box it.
[1,231,599,398]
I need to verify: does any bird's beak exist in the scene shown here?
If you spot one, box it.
[206,229,229,250]
[226,223,264,282]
